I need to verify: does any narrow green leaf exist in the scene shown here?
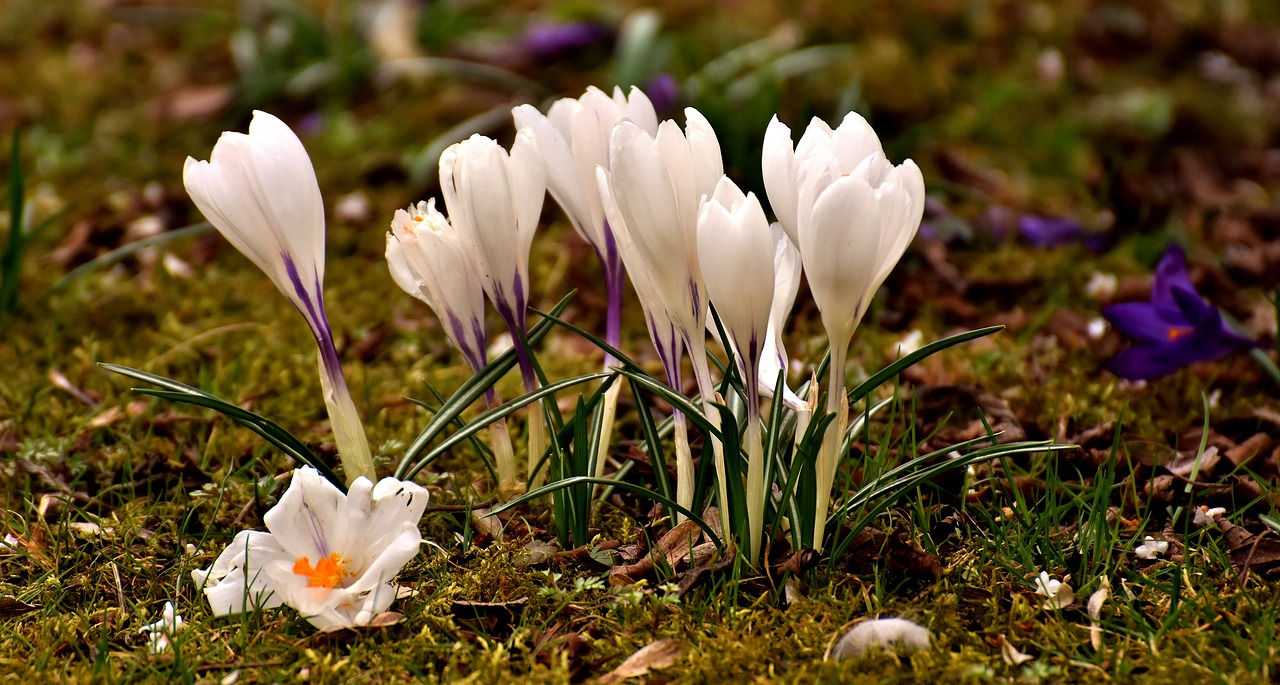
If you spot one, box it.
[490,475,724,551]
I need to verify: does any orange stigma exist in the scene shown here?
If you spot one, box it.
[1166,326,1192,341]
[292,552,349,588]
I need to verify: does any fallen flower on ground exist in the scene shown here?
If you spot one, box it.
[1102,244,1260,380]
[1134,536,1169,559]
[1194,506,1227,527]
[1087,577,1111,651]
[1032,571,1075,609]
[831,618,931,660]
[141,601,185,654]
[193,467,428,632]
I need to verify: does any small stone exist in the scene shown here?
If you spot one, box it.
[831,618,931,660]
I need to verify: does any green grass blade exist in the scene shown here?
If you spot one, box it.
[846,325,1004,403]
[490,475,724,551]
[400,372,609,481]
[395,292,573,478]
[628,377,673,501]
[1,131,25,315]
[100,362,343,489]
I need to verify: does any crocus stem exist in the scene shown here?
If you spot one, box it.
[673,410,694,524]
[592,381,623,481]
[497,303,548,488]
[811,345,848,552]
[688,335,729,536]
[744,410,765,565]
[315,338,375,485]
[482,389,520,497]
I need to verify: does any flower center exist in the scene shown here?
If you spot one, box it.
[292,552,351,588]
[1166,326,1193,341]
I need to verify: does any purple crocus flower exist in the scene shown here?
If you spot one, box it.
[1019,215,1110,251]
[1102,244,1260,380]
[522,21,610,58]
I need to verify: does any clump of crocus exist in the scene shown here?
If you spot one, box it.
[183,111,375,484]
[386,200,519,494]
[193,467,428,632]
[1102,244,1260,380]
[763,112,924,551]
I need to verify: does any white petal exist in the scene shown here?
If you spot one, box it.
[799,175,882,350]
[195,530,288,616]
[263,467,352,562]
[762,116,799,242]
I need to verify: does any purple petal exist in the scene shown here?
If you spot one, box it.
[1150,244,1196,308]
[1018,215,1084,247]
[644,74,680,118]
[1101,300,1191,345]
[522,21,610,58]
[1107,311,1259,380]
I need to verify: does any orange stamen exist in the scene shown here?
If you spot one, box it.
[1167,326,1192,341]
[292,552,348,588]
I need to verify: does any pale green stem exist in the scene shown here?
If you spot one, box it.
[688,334,729,536]
[527,407,548,488]
[316,352,375,485]
[673,411,694,524]
[489,418,520,497]
[811,345,848,552]
[592,380,624,481]
[744,411,765,565]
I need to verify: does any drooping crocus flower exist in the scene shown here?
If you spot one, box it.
[513,86,658,480]
[598,108,728,526]
[439,133,548,483]
[183,111,375,484]
[1102,245,1260,380]
[192,466,427,632]
[696,175,775,564]
[387,200,518,493]
[763,112,925,551]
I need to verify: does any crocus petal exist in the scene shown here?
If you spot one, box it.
[798,174,883,351]
[193,530,289,616]
[263,467,353,563]
[762,116,799,242]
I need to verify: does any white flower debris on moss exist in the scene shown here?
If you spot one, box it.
[1194,506,1227,527]
[1087,577,1112,651]
[1135,536,1169,559]
[1032,571,1075,610]
[1084,271,1118,300]
[831,618,931,660]
[141,601,185,654]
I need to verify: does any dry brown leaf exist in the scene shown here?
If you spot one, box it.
[0,596,40,619]
[597,639,684,683]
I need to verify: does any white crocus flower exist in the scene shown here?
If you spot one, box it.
[440,132,548,483]
[764,112,924,551]
[183,111,375,484]
[192,467,428,632]
[1032,571,1075,610]
[513,86,658,354]
[1134,536,1169,560]
[387,199,488,373]
[387,200,518,493]
[600,108,728,528]
[141,601,185,654]
[514,86,659,482]
[696,176,775,564]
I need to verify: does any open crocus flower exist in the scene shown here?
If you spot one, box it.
[183,111,375,484]
[696,175,775,564]
[764,112,925,551]
[387,200,518,493]
[193,467,428,632]
[387,200,489,374]
[1102,244,1260,380]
